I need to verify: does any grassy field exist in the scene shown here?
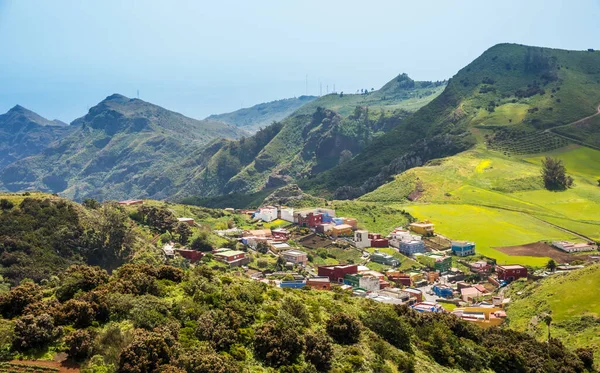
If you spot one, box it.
[360,145,600,266]
[506,264,600,357]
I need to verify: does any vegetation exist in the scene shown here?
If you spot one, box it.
[541,156,573,190]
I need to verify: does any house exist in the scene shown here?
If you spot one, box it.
[224,207,235,213]
[432,284,454,299]
[452,307,506,327]
[243,236,269,249]
[213,249,249,267]
[386,271,412,286]
[254,206,278,222]
[174,249,204,263]
[402,288,423,302]
[552,241,596,253]
[118,199,143,206]
[354,230,370,249]
[306,277,331,290]
[243,229,272,238]
[271,228,290,241]
[331,224,353,238]
[280,280,306,289]
[343,218,358,229]
[318,264,358,283]
[409,221,435,236]
[460,286,484,302]
[410,302,445,313]
[316,223,335,234]
[271,242,291,252]
[470,261,493,274]
[451,241,476,257]
[344,274,380,291]
[296,212,323,228]
[396,239,426,256]
[370,252,400,267]
[281,249,308,265]
[280,207,294,222]
[496,265,527,281]
[368,233,389,248]
[416,253,452,273]
[177,217,195,226]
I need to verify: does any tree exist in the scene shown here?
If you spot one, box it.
[541,312,553,342]
[339,150,353,165]
[118,330,173,373]
[254,319,304,367]
[12,313,57,351]
[0,282,42,318]
[195,309,239,351]
[255,241,269,254]
[541,157,573,190]
[181,347,240,373]
[546,259,557,272]
[174,222,192,245]
[190,233,213,252]
[82,198,101,209]
[304,331,333,372]
[326,313,361,345]
[65,329,96,360]
[276,256,287,271]
[58,299,96,328]
[362,305,412,352]
[0,199,14,210]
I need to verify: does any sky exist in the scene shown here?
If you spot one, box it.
[0,0,599,123]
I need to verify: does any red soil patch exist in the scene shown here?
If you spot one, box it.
[9,360,79,373]
[495,241,588,263]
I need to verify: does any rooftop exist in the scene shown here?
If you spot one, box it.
[497,264,526,270]
[214,250,245,256]
[333,224,353,230]
[282,249,307,256]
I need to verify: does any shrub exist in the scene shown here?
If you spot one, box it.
[326,313,361,345]
[118,330,173,373]
[0,282,42,318]
[254,319,304,367]
[181,347,240,373]
[65,329,96,360]
[304,331,333,372]
[12,313,58,351]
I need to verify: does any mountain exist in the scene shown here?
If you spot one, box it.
[0,94,246,201]
[170,74,445,200]
[0,105,73,170]
[206,95,317,133]
[301,44,600,199]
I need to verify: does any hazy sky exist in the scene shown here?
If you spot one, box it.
[0,0,598,122]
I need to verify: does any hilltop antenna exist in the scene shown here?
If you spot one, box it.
[137,89,139,99]
[327,85,329,94]
[333,84,336,93]
[319,81,322,97]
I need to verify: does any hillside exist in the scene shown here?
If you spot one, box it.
[174,74,443,200]
[302,44,600,199]
[206,95,317,133]
[505,264,600,363]
[0,95,246,201]
[0,105,73,170]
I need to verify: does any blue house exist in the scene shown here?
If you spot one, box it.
[451,241,475,257]
[280,280,306,289]
[398,240,426,255]
[432,285,454,299]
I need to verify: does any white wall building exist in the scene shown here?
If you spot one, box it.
[254,206,278,222]
[354,230,370,249]
[280,207,294,222]
[359,276,381,292]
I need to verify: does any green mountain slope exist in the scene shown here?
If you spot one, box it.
[302,44,600,199]
[206,95,317,133]
[0,94,246,201]
[0,105,73,170]
[505,264,600,364]
[176,74,444,200]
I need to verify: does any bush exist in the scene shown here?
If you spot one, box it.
[12,313,58,351]
[304,331,333,372]
[0,199,14,210]
[195,309,239,351]
[58,299,96,328]
[118,330,173,373]
[181,347,240,373]
[326,313,361,345]
[362,305,412,352]
[254,319,304,367]
[65,329,96,360]
[0,282,42,318]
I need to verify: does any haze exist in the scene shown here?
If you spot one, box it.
[0,0,598,122]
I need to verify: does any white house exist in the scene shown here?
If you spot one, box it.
[280,207,294,222]
[354,230,370,249]
[254,206,278,222]
[359,276,381,292]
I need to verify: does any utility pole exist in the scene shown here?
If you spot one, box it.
[137,89,139,99]
[333,84,336,93]
[327,85,329,94]
[305,74,308,95]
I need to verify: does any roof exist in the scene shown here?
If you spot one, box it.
[307,277,330,283]
[461,287,481,296]
[410,221,434,227]
[214,250,245,257]
[282,249,307,256]
[177,217,194,222]
[497,264,526,270]
[332,224,353,230]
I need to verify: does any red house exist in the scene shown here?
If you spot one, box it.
[369,233,389,248]
[318,264,358,283]
[271,228,290,241]
[297,212,323,228]
[496,265,527,281]
[175,249,204,263]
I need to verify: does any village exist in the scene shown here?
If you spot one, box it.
[127,199,598,329]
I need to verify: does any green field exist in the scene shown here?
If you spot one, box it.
[361,145,600,266]
[506,264,600,357]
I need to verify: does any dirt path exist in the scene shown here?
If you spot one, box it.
[530,215,595,242]
[545,103,600,149]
